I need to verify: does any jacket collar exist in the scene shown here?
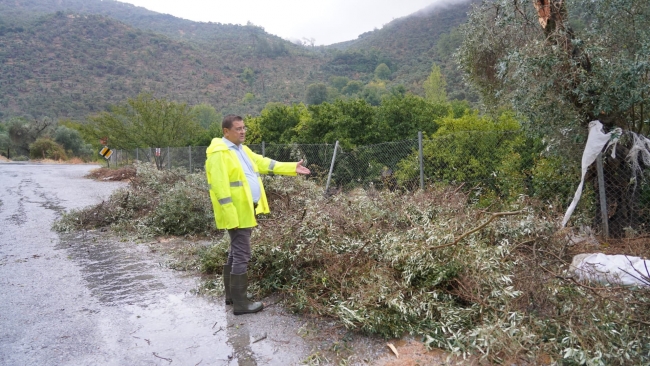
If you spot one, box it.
[206,137,228,155]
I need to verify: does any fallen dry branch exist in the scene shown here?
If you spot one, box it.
[429,210,525,250]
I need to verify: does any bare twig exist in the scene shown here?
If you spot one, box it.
[152,352,172,363]
[452,182,466,194]
[537,248,569,264]
[555,275,627,293]
[292,208,307,229]
[404,212,417,227]
[429,210,524,250]
[253,332,267,343]
[511,239,537,251]
[617,255,650,287]
[630,318,650,326]
[341,238,374,296]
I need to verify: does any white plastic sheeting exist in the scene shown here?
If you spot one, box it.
[561,121,622,227]
[626,131,650,178]
[570,253,650,288]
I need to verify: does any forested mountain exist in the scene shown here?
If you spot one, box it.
[328,0,476,100]
[0,12,326,119]
[0,0,475,120]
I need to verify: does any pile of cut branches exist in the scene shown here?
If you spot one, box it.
[55,162,215,237]
[246,177,650,365]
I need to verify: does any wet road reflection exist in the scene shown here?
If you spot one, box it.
[58,233,166,305]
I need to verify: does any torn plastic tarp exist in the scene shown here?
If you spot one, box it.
[569,253,650,288]
[561,121,622,227]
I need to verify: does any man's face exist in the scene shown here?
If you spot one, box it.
[223,120,246,145]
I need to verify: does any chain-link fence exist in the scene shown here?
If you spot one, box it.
[107,131,650,238]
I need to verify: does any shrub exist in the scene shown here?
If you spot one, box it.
[29,138,67,160]
[394,110,540,199]
[54,125,84,155]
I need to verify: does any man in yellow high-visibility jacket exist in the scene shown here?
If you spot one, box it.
[206,114,310,315]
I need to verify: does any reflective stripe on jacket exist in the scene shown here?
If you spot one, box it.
[205,138,297,229]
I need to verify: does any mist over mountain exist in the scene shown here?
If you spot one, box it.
[0,0,475,120]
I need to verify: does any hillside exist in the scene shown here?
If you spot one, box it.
[0,0,296,47]
[0,12,330,120]
[0,0,476,121]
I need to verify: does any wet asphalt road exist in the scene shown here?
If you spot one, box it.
[0,163,321,366]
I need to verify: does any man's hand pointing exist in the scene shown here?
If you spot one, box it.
[296,159,311,175]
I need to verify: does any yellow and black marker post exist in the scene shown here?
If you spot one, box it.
[99,146,113,167]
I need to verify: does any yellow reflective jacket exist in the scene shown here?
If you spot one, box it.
[205,138,297,229]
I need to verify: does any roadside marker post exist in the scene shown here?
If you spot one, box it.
[99,146,113,167]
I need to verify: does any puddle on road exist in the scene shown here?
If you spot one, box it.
[58,232,166,305]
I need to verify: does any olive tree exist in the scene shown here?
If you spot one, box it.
[85,94,201,169]
[54,125,92,157]
[458,0,650,235]
[459,0,650,133]
[5,117,54,157]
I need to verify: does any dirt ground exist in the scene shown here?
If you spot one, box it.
[373,339,463,366]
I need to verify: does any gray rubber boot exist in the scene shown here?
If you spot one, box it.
[223,265,252,305]
[223,265,233,305]
[230,273,264,315]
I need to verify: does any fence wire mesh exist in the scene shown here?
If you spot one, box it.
[107,132,650,238]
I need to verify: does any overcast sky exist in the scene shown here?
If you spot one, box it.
[117,0,453,45]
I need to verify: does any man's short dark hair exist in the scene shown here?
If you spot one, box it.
[222,114,244,130]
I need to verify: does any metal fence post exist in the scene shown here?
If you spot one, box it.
[325,141,339,196]
[418,131,424,190]
[262,141,265,158]
[189,146,192,173]
[167,146,171,170]
[136,148,139,162]
[596,152,609,239]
